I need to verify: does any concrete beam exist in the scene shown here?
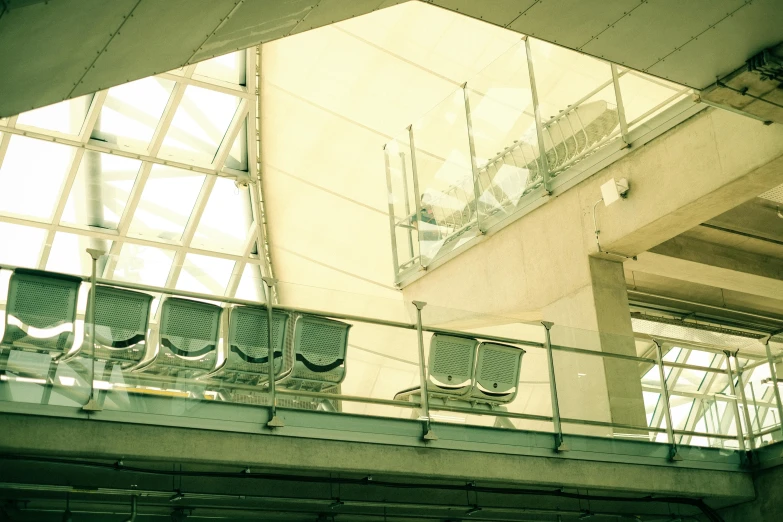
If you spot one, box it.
[404,109,783,319]
[628,235,783,301]
[0,413,754,501]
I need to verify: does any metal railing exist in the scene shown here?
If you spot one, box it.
[384,37,694,282]
[1,255,782,456]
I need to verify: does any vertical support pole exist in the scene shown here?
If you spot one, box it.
[413,301,437,441]
[542,321,567,452]
[383,146,401,278]
[654,340,681,461]
[723,352,747,452]
[399,152,416,259]
[524,36,551,195]
[461,83,483,233]
[263,277,284,428]
[83,248,105,412]
[764,336,783,439]
[408,125,424,268]
[731,353,755,451]
[610,64,630,145]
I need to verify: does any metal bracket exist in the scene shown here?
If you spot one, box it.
[267,416,285,428]
[423,429,438,442]
[82,399,102,412]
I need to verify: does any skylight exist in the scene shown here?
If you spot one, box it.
[0,49,260,300]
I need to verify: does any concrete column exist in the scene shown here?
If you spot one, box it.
[544,257,647,432]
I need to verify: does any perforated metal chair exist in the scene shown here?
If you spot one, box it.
[218,305,290,385]
[1,268,81,359]
[281,315,351,392]
[143,297,222,378]
[394,334,478,401]
[470,342,524,405]
[86,285,153,371]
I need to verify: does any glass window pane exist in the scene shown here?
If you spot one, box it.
[93,77,176,152]
[225,118,248,171]
[191,177,252,254]
[46,232,112,277]
[113,243,175,287]
[0,135,75,222]
[128,164,205,242]
[235,262,263,302]
[16,94,93,136]
[175,254,234,296]
[0,223,46,267]
[194,51,246,85]
[60,152,141,230]
[159,86,241,166]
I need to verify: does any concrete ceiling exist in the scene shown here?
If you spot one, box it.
[0,0,404,117]
[427,0,783,89]
[626,194,783,334]
[2,0,782,118]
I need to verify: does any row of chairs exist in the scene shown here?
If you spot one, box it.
[395,334,525,407]
[0,268,351,392]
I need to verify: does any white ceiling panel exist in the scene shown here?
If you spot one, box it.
[428,0,537,27]
[0,0,136,114]
[581,0,746,71]
[507,0,642,50]
[292,0,393,35]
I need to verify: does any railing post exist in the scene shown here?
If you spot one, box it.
[399,152,416,259]
[461,82,483,234]
[723,351,747,453]
[524,36,552,195]
[407,125,424,268]
[413,301,437,441]
[731,353,755,451]
[263,277,284,428]
[764,336,783,440]
[383,146,401,278]
[610,64,630,146]
[542,321,567,452]
[653,339,682,461]
[82,248,105,412]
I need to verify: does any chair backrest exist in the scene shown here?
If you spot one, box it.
[92,285,153,349]
[427,334,478,397]
[158,298,221,369]
[2,268,81,354]
[289,315,350,387]
[227,305,289,376]
[86,285,153,369]
[471,342,524,404]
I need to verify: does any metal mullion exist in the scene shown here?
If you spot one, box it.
[0,213,265,267]
[38,148,87,269]
[102,162,153,279]
[0,116,17,165]
[224,222,258,298]
[0,125,245,181]
[104,74,189,279]
[211,100,249,170]
[251,45,277,300]
[78,90,108,143]
[156,72,255,100]
[165,175,218,289]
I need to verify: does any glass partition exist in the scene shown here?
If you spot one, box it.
[410,89,480,267]
[385,129,420,275]
[465,40,544,229]
[1,261,770,457]
[385,36,696,283]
